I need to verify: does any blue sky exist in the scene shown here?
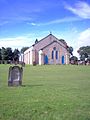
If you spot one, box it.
[0,0,90,57]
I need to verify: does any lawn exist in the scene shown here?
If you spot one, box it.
[0,64,90,120]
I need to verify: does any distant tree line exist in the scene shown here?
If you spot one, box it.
[67,46,78,64]
[0,47,20,64]
[0,47,29,64]
[68,46,90,65]
[77,46,90,64]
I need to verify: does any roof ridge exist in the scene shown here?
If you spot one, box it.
[33,33,60,46]
[41,40,66,50]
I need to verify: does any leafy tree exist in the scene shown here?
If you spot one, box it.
[84,52,88,58]
[70,56,78,64]
[67,46,73,56]
[0,48,2,60]
[80,54,85,61]
[5,47,13,60]
[21,47,29,54]
[0,47,13,61]
[0,47,21,63]
[77,46,90,61]
[70,56,78,61]
[87,55,90,62]
[59,39,67,45]
[1,47,7,60]
[13,49,20,62]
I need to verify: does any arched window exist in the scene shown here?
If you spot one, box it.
[52,51,54,59]
[56,51,58,59]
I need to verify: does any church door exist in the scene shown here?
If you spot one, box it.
[62,56,64,64]
[44,55,48,64]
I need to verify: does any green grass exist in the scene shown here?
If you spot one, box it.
[0,64,90,120]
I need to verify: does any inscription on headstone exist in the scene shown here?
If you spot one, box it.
[8,66,23,86]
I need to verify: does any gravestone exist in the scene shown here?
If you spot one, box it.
[8,66,23,86]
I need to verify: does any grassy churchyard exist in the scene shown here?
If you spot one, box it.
[0,64,90,120]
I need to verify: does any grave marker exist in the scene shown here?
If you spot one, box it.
[8,66,23,86]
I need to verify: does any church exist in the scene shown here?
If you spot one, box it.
[24,33,70,65]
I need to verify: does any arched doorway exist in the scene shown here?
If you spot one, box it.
[44,55,48,64]
[62,56,64,64]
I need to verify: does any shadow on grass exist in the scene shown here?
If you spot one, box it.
[21,84,43,87]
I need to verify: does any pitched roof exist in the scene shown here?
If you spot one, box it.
[24,33,68,53]
[33,33,67,49]
[32,33,53,46]
[41,40,67,50]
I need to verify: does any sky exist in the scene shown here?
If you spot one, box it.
[0,0,90,57]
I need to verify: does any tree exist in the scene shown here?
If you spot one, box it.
[5,47,13,60]
[70,56,78,64]
[21,47,29,54]
[0,47,21,64]
[67,46,73,56]
[59,39,67,45]
[1,47,13,61]
[87,55,90,62]
[13,49,20,62]
[1,47,7,60]
[0,48,2,60]
[77,46,90,61]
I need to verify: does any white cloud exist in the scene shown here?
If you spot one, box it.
[0,31,52,50]
[0,21,9,26]
[44,17,81,25]
[27,22,39,26]
[73,28,90,58]
[65,1,90,19]
[29,17,82,27]
[77,28,90,47]
[0,36,33,50]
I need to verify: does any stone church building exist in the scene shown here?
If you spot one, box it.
[24,34,70,65]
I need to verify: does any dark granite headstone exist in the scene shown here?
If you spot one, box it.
[8,66,23,86]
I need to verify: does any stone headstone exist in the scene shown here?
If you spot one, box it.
[8,66,23,86]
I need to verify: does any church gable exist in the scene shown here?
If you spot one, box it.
[41,41,67,65]
[41,40,67,51]
[33,34,66,51]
